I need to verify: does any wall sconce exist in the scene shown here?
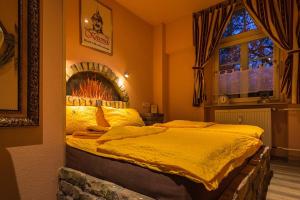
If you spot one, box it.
[117,77,124,87]
[124,72,129,79]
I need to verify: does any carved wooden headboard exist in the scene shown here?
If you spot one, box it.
[66,62,129,108]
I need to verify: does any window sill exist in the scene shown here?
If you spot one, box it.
[205,101,288,108]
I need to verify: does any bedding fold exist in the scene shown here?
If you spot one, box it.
[204,124,264,139]
[154,120,214,128]
[97,126,167,144]
[154,120,264,139]
[72,131,104,139]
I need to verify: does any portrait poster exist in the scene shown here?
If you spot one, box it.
[81,0,112,54]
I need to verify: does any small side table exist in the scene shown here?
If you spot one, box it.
[140,113,164,126]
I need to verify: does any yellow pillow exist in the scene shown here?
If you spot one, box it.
[101,106,145,127]
[66,106,98,134]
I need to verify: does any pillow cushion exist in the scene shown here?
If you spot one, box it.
[66,106,98,134]
[101,106,145,127]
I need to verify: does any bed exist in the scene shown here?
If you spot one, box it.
[59,62,272,200]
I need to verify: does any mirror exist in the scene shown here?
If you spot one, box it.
[0,0,40,127]
[0,22,15,68]
[0,21,17,110]
[0,25,4,56]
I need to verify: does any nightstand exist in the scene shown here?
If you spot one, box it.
[140,113,164,126]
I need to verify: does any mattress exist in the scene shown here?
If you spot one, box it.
[66,145,250,200]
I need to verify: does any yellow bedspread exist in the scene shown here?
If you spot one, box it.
[66,125,262,191]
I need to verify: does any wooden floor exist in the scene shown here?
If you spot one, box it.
[266,161,300,200]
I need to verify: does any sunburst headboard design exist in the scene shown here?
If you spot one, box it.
[66,62,129,108]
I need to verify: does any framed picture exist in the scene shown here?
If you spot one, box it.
[80,0,112,55]
[151,104,158,114]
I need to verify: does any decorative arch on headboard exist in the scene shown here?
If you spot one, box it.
[66,62,129,104]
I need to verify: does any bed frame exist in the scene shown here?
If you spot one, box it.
[61,62,272,200]
[219,146,272,200]
[57,146,272,200]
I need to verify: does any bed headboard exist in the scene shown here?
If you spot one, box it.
[66,62,129,108]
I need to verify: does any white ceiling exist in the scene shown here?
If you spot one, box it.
[115,0,225,25]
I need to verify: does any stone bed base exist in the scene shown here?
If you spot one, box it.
[57,147,272,200]
[57,167,154,200]
[219,146,272,200]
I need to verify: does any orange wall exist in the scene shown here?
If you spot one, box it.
[65,0,153,112]
[153,24,168,115]
[0,0,65,199]
[162,15,205,121]
[287,108,300,160]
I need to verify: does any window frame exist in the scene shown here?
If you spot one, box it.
[213,19,280,104]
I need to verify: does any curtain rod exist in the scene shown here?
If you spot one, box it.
[193,0,241,15]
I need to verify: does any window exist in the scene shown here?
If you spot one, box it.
[223,8,257,37]
[214,8,279,103]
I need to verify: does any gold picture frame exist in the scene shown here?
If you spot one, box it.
[80,0,113,55]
